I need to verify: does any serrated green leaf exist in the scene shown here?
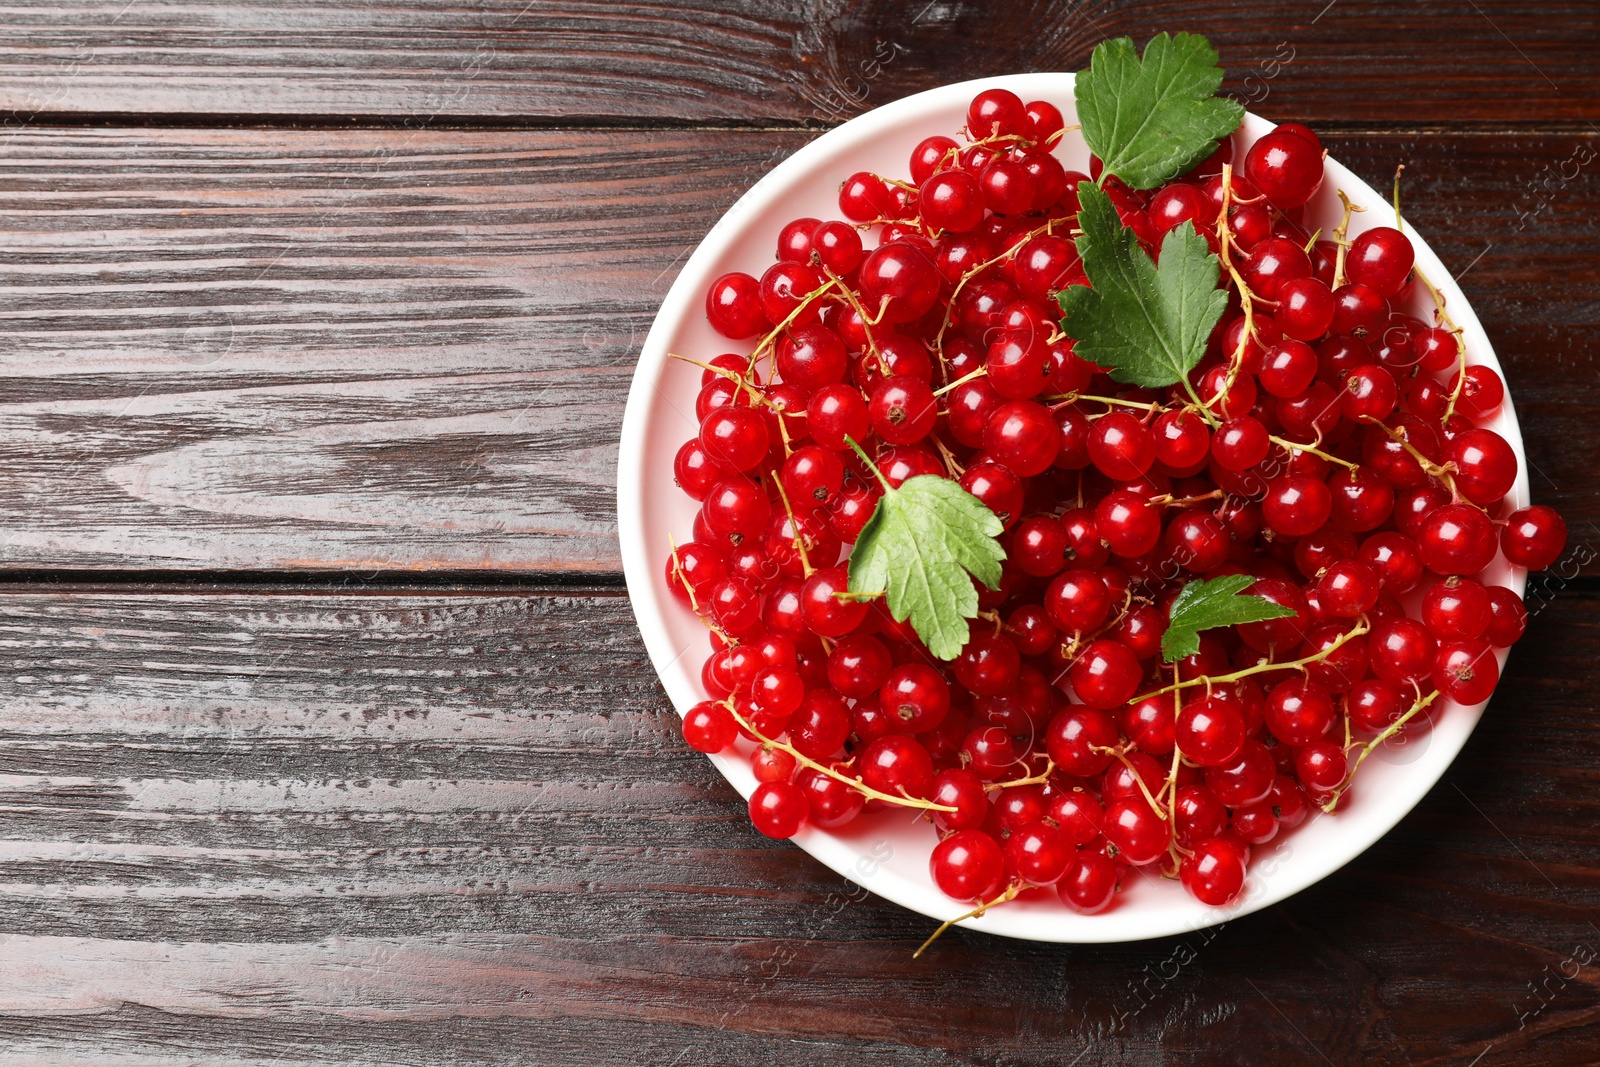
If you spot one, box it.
[1076,32,1246,190]
[847,474,1005,661]
[1059,182,1228,389]
[1161,574,1298,663]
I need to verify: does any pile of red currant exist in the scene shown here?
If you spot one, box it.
[663,87,1568,916]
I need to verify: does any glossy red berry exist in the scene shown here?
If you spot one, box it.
[1176,696,1246,767]
[1101,795,1168,866]
[1346,226,1414,298]
[1501,505,1567,570]
[860,734,935,799]
[748,780,808,838]
[706,271,768,338]
[1244,130,1324,208]
[1058,850,1120,913]
[1044,568,1112,632]
[879,664,951,733]
[1419,503,1499,575]
[931,829,1006,901]
[1433,639,1499,705]
[1068,639,1143,710]
[1180,837,1248,905]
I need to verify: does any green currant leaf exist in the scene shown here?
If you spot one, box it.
[1058,181,1228,390]
[847,474,1005,661]
[1076,32,1246,190]
[1161,574,1298,663]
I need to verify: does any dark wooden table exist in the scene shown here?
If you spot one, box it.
[0,3,1595,1064]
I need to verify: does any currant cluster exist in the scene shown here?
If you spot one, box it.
[663,87,1568,916]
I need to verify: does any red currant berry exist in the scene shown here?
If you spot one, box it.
[706,271,768,338]
[1483,585,1528,647]
[748,780,809,838]
[931,828,1006,901]
[1501,505,1567,570]
[1294,741,1347,795]
[879,664,951,734]
[1058,850,1120,913]
[1263,474,1333,537]
[954,633,1022,697]
[682,700,737,753]
[1277,277,1336,341]
[1045,707,1119,777]
[859,242,941,324]
[1358,531,1425,593]
[1315,559,1381,617]
[860,734,936,799]
[1206,739,1276,807]
[1068,639,1143,710]
[1369,617,1437,685]
[869,374,938,445]
[1421,575,1491,640]
[796,767,864,829]
[1419,503,1498,575]
[1180,837,1248,905]
[1446,364,1505,420]
[1102,794,1169,866]
[1346,226,1415,298]
[1095,490,1161,558]
[1177,696,1247,767]
[1433,638,1499,705]
[838,171,894,222]
[983,400,1060,477]
[1244,130,1324,208]
[1004,820,1073,885]
[967,88,1028,138]
[1265,678,1337,745]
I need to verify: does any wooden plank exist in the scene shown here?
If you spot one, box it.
[0,587,1593,1065]
[0,126,1595,574]
[0,2,1594,126]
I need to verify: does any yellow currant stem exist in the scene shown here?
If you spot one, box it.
[668,353,767,406]
[1093,746,1170,819]
[1358,416,1458,488]
[667,534,702,616]
[913,883,1023,959]
[823,265,884,367]
[749,277,841,368]
[1268,434,1359,471]
[1133,621,1371,703]
[1414,266,1470,422]
[725,702,958,814]
[933,220,1057,351]
[771,477,813,578]
[1321,689,1441,812]
[1203,164,1257,428]
[930,434,967,479]
[1392,164,1406,231]
[1331,190,1366,289]
[1148,489,1226,508]
[1163,661,1185,848]
[931,363,988,397]
[986,760,1056,792]
[670,534,732,644]
[1060,392,1165,415]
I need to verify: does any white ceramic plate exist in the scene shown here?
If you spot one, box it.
[618,72,1528,943]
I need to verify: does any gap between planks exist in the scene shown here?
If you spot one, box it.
[0,570,629,597]
[3,111,1598,137]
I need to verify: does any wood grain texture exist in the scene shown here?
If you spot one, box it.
[0,588,1593,1066]
[0,126,1593,574]
[0,1,1595,126]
